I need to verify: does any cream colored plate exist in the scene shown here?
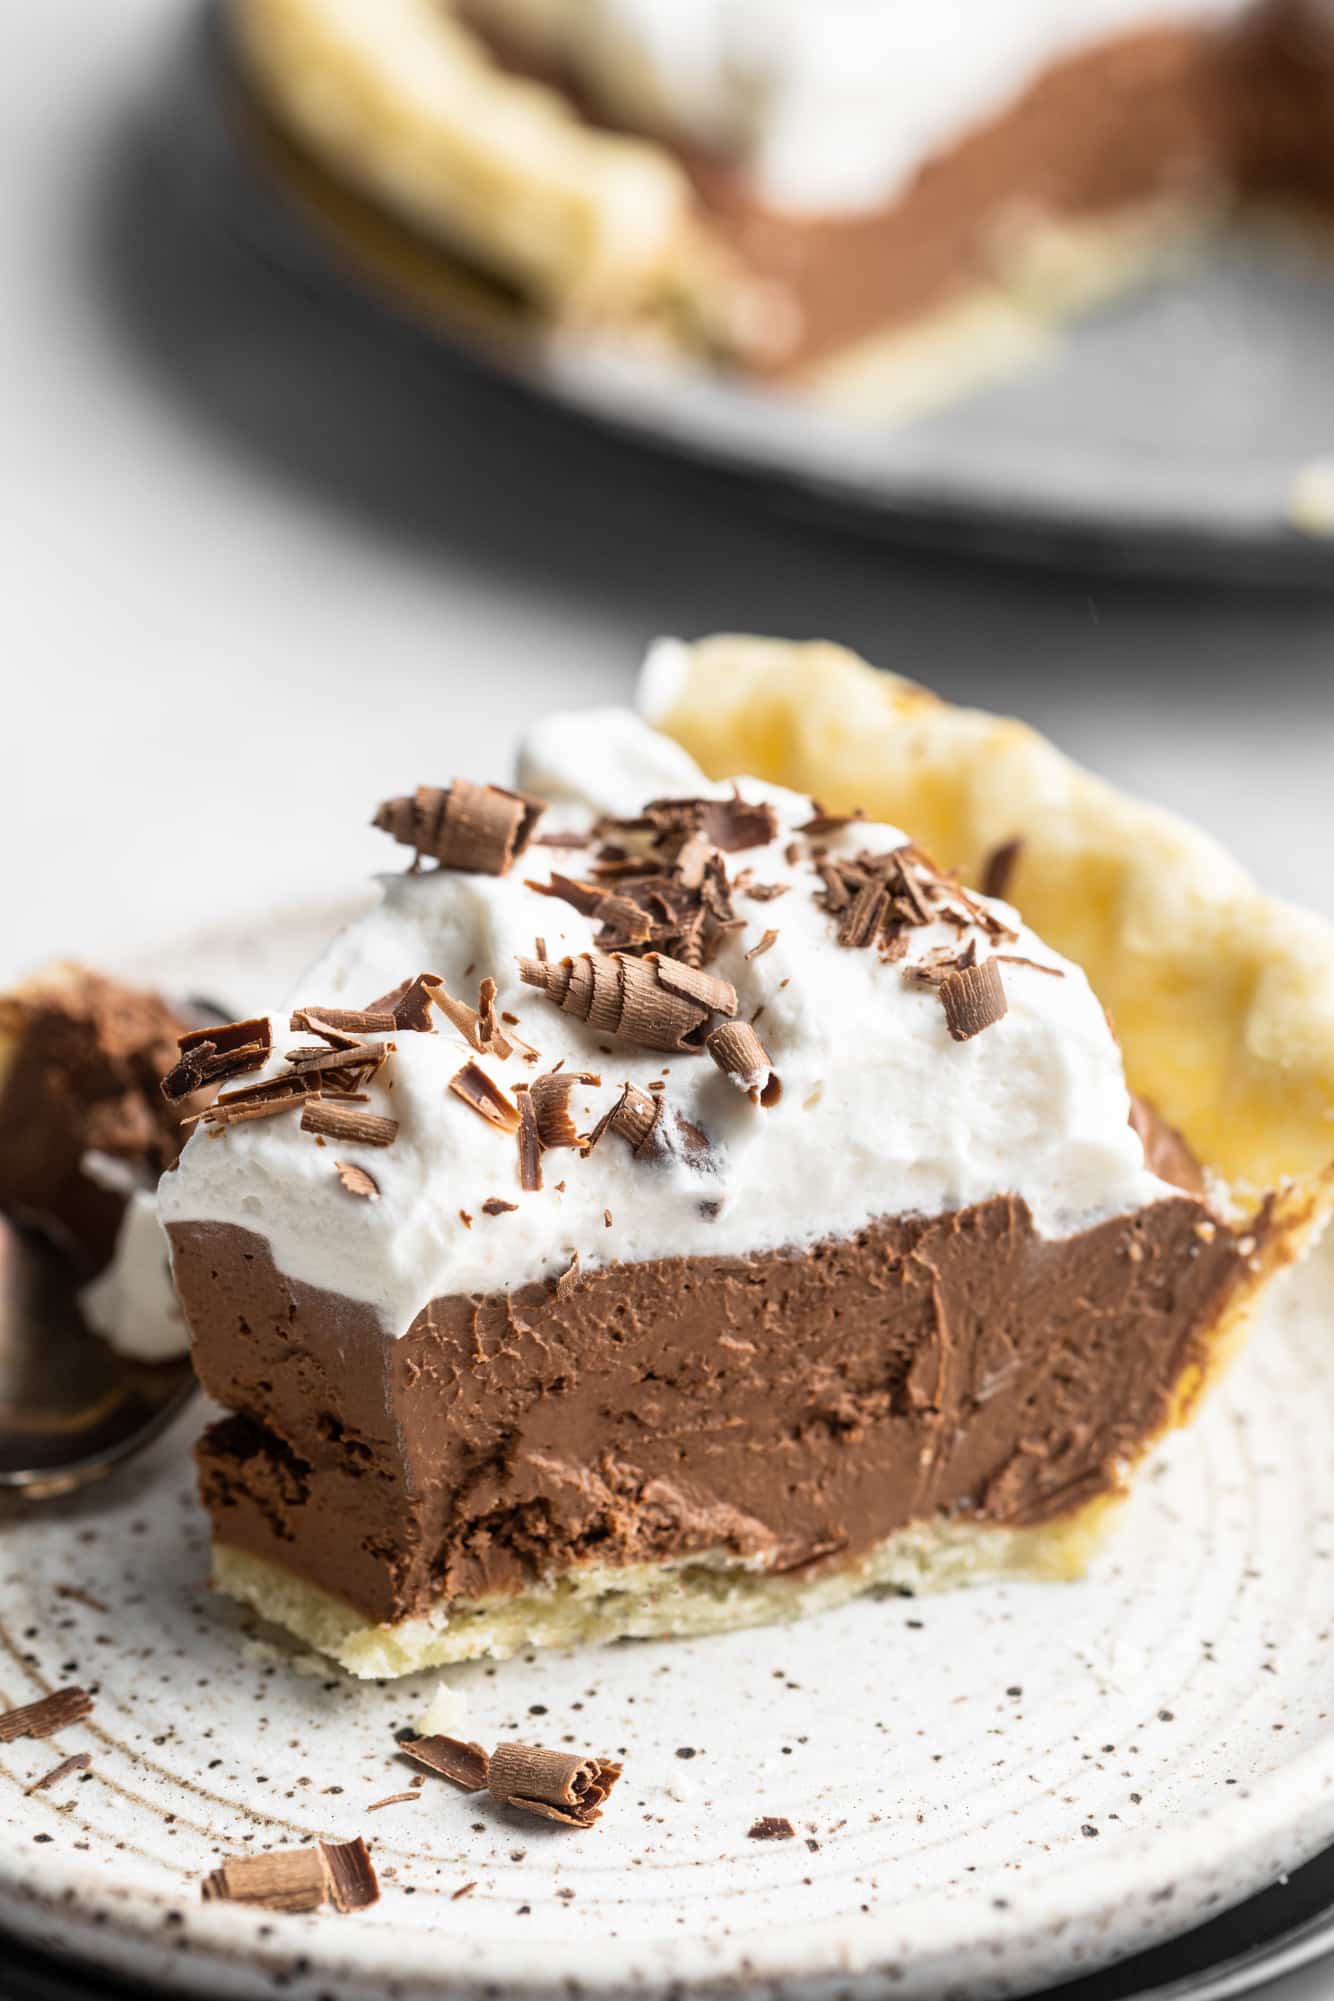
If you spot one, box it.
[2,910,1334,2000]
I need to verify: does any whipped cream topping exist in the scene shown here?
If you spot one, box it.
[80,1186,187,1363]
[467,0,1243,214]
[159,705,1181,1338]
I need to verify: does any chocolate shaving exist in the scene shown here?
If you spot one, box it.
[285,1039,385,1078]
[994,954,1064,977]
[486,1742,622,1829]
[301,1098,399,1146]
[744,929,780,960]
[706,1021,778,1105]
[529,1070,599,1150]
[939,959,1008,1043]
[586,1081,664,1158]
[290,1007,396,1043]
[838,883,889,950]
[402,1735,491,1792]
[186,1078,309,1129]
[553,1251,580,1297]
[334,1160,380,1199]
[481,1196,518,1215]
[366,1791,418,1811]
[448,1062,521,1134]
[747,1816,796,1841]
[201,1848,328,1913]
[162,1017,272,1102]
[693,794,778,853]
[373,781,545,876]
[320,1837,380,1912]
[25,1752,91,1795]
[980,837,1024,902]
[743,881,789,902]
[0,1687,93,1742]
[517,1090,543,1191]
[517,951,735,1054]
[363,973,444,1033]
[798,804,864,837]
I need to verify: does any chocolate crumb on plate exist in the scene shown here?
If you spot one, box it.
[25,1752,91,1795]
[0,1687,93,1743]
[747,1816,797,1841]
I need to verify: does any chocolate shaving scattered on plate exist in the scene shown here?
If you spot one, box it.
[0,1687,93,1743]
[486,1742,622,1829]
[25,1752,91,1795]
[747,1816,796,1840]
[402,1734,492,1793]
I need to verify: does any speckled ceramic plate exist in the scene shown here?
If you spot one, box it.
[2,909,1334,2001]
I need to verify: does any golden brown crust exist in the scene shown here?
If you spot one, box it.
[230,0,763,349]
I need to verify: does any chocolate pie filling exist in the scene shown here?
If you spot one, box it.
[174,1184,1247,1627]
[463,7,1334,371]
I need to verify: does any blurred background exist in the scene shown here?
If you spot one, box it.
[5,0,1334,996]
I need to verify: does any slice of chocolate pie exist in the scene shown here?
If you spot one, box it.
[231,0,1334,402]
[157,656,1330,1676]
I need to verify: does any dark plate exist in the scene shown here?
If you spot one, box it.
[176,4,1334,586]
[5,1836,1334,2001]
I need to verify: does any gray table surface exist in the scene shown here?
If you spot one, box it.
[3,4,1334,1993]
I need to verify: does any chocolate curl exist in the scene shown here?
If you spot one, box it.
[586,1082,663,1158]
[300,1097,399,1146]
[517,951,735,1054]
[939,959,1008,1043]
[706,1021,780,1107]
[373,781,545,876]
[162,1018,272,1102]
[486,1742,622,1829]
[401,1735,491,1792]
[838,883,889,950]
[201,1848,328,1912]
[529,1070,599,1150]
